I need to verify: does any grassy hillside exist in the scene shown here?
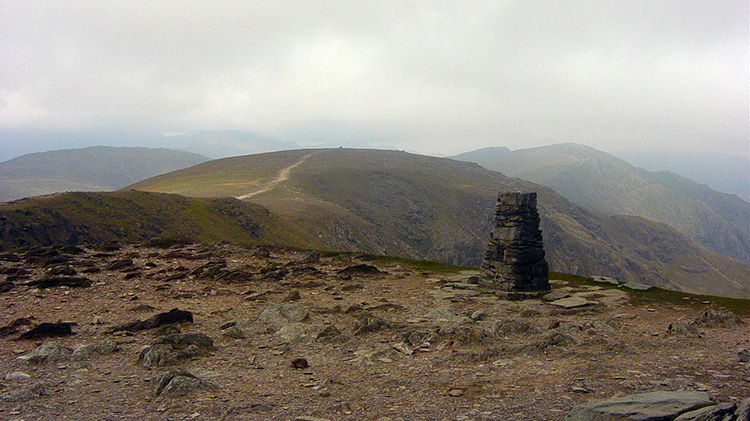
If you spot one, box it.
[453,143,750,263]
[129,148,750,298]
[0,146,208,202]
[0,190,313,250]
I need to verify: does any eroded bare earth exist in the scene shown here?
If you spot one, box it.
[0,244,748,420]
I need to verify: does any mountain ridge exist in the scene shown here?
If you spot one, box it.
[128,148,750,298]
[452,143,750,263]
[0,146,208,202]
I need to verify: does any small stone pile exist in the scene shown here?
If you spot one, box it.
[481,192,550,294]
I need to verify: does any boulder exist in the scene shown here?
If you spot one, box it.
[222,326,246,339]
[257,303,309,330]
[18,341,72,364]
[139,333,214,367]
[564,391,714,421]
[692,310,741,328]
[154,369,218,397]
[71,339,118,361]
[275,323,324,344]
[0,383,48,402]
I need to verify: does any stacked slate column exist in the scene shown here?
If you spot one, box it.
[481,192,550,293]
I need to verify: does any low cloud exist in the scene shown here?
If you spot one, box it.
[1,1,747,156]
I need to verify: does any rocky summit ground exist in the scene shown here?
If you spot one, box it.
[0,243,748,420]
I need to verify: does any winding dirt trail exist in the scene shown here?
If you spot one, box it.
[235,152,315,200]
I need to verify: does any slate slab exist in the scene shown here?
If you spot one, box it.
[564,391,714,421]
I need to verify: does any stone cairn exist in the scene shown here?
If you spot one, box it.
[481,192,550,295]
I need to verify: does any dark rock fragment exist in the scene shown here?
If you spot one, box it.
[0,280,14,293]
[19,322,75,340]
[259,266,288,281]
[0,267,30,276]
[112,308,193,332]
[220,321,236,329]
[27,276,92,289]
[130,304,157,312]
[338,264,380,276]
[162,271,187,282]
[352,313,401,335]
[47,265,77,276]
[251,247,271,257]
[24,248,68,266]
[0,317,32,336]
[674,402,736,420]
[59,246,86,255]
[284,289,301,301]
[291,358,309,369]
[315,324,341,341]
[95,242,121,252]
[105,258,134,271]
[0,252,21,262]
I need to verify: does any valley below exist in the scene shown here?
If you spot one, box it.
[0,242,748,420]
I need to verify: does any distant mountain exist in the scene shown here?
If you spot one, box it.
[612,149,750,202]
[157,130,300,158]
[127,148,750,298]
[453,143,750,263]
[0,146,208,202]
[0,128,299,161]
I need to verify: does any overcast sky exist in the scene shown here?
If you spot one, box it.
[1,1,748,156]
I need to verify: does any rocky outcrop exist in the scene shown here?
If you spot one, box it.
[481,192,550,293]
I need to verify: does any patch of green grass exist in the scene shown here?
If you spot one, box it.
[145,237,193,249]
[321,251,473,273]
[627,288,750,316]
[554,271,750,316]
